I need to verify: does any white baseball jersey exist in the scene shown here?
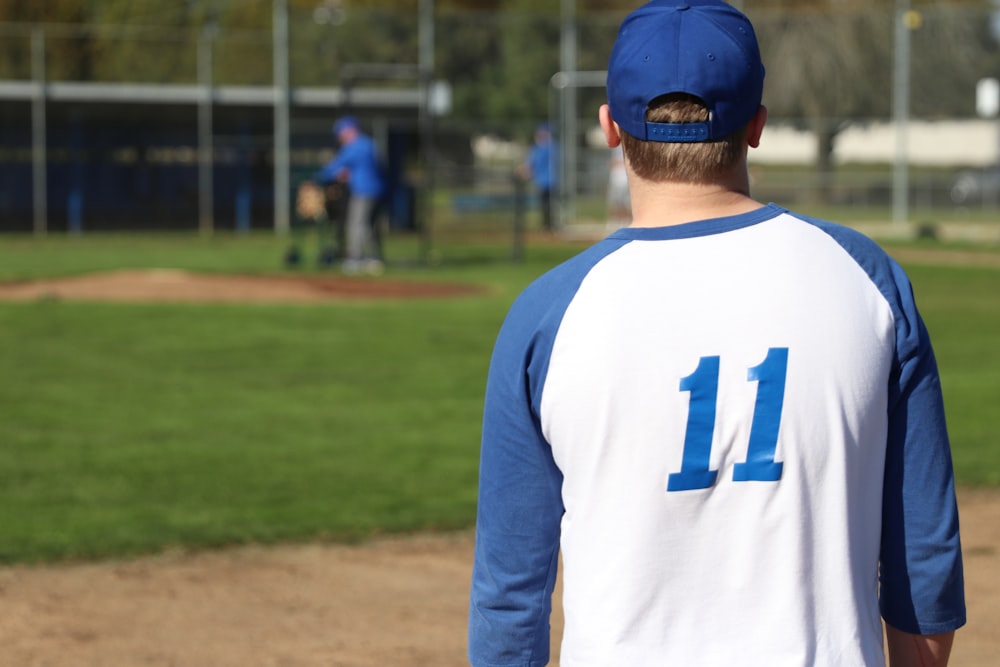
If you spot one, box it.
[469,205,965,666]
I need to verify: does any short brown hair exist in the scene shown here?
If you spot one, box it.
[620,93,747,183]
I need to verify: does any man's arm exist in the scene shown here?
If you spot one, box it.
[315,141,361,184]
[878,259,965,641]
[885,624,954,667]
[313,155,343,185]
[468,284,566,667]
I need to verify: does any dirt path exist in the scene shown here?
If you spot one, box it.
[0,487,995,667]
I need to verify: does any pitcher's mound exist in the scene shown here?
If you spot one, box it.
[0,269,484,304]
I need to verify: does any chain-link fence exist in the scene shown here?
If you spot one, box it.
[1,3,998,240]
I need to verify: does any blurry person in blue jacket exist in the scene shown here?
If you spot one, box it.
[518,122,558,232]
[315,116,386,274]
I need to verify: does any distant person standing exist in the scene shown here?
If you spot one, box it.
[315,116,385,274]
[519,122,558,232]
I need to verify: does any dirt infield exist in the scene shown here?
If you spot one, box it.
[0,488,995,666]
[0,269,484,304]
[0,269,997,666]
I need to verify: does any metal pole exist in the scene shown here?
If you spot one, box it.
[198,24,216,235]
[419,0,434,262]
[31,26,47,236]
[891,0,912,228]
[559,0,577,230]
[273,0,291,233]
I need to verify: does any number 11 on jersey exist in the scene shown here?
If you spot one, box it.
[667,348,788,492]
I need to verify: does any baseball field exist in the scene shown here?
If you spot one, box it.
[0,229,997,665]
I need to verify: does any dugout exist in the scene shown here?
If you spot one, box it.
[0,81,423,234]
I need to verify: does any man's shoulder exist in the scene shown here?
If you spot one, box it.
[506,238,630,323]
[774,208,920,333]
[774,208,897,268]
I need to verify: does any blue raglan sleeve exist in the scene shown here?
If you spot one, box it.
[467,288,565,667]
[878,257,966,635]
[315,139,365,185]
[314,153,345,185]
[468,239,628,667]
[800,215,966,635]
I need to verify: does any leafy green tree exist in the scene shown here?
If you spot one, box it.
[0,0,90,81]
[4,0,997,169]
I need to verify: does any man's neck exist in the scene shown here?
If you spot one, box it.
[627,177,763,228]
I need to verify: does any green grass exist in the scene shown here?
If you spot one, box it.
[0,232,287,280]
[0,299,500,562]
[0,230,997,564]
[0,230,587,564]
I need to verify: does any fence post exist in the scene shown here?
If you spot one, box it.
[31,26,47,236]
[273,0,291,234]
[198,23,216,236]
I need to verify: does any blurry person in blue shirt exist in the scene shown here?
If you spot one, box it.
[315,116,386,274]
[518,122,558,232]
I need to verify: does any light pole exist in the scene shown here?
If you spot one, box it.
[198,14,218,236]
[419,0,435,261]
[558,0,577,229]
[273,0,291,233]
[891,0,917,229]
[31,26,47,236]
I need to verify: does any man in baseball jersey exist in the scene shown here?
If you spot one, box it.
[468,1,966,666]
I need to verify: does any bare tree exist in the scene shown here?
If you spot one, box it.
[754,3,999,199]
[755,7,893,199]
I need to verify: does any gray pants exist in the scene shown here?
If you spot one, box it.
[345,196,377,262]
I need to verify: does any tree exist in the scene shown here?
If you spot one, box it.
[0,0,90,81]
[4,1,996,140]
[909,5,1000,118]
[752,2,998,199]
[753,8,894,197]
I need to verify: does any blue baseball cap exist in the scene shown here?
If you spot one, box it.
[332,115,359,135]
[606,0,765,143]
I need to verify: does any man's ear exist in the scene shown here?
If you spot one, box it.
[747,105,767,149]
[599,104,623,148]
